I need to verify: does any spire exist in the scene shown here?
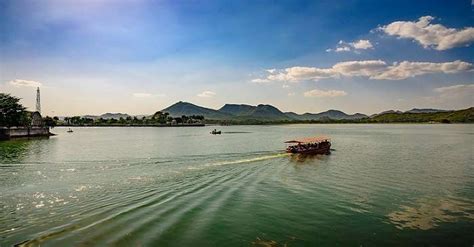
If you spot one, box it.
[36,87,41,114]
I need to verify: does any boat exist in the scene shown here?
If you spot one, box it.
[285,136,331,155]
[67,128,73,133]
[210,129,221,135]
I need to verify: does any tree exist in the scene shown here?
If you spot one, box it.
[0,93,29,127]
[43,116,57,127]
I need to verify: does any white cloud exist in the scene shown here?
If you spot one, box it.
[379,16,474,50]
[434,84,474,94]
[132,93,152,98]
[372,60,473,80]
[304,89,347,98]
[282,84,290,88]
[351,39,373,49]
[266,69,276,73]
[251,78,271,84]
[327,39,373,52]
[288,92,296,96]
[335,46,351,52]
[252,60,473,82]
[9,79,42,87]
[333,60,387,77]
[197,91,216,98]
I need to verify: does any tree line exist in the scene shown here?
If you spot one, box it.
[59,111,205,126]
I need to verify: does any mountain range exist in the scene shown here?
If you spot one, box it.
[161,101,369,121]
[77,102,456,122]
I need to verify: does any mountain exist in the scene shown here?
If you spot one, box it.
[162,101,231,119]
[82,113,131,120]
[293,110,368,120]
[162,102,368,121]
[405,108,449,114]
[284,112,302,120]
[219,104,256,116]
[218,104,291,120]
[370,110,403,117]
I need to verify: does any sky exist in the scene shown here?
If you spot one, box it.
[0,0,473,116]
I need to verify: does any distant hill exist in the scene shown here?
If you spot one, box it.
[161,101,232,120]
[82,113,131,120]
[219,104,256,116]
[370,107,474,123]
[291,110,368,120]
[370,110,403,117]
[405,108,449,114]
[219,104,290,120]
[76,102,473,123]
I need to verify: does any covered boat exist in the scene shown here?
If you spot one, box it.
[285,136,331,155]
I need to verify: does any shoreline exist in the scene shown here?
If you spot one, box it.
[55,123,205,127]
[0,127,54,140]
[53,122,472,128]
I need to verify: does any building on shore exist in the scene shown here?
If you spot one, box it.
[0,88,53,140]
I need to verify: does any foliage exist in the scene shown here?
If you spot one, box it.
[0,93,29,127]
[56,114,205,126]
[43,116,57,127]
[368,107,474,123]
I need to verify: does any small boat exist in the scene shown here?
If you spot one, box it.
[285,136,331,155]
[210,129,221,135]
[67,128,73,133]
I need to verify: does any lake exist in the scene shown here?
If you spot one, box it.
[0,124,473,246]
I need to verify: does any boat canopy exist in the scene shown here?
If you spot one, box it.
[284,136,330,144]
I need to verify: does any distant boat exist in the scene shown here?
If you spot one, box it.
[67,128,73,133]
[210,129,221,135]
[285,136,331,155]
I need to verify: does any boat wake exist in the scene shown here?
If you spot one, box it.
[188,152,290,170]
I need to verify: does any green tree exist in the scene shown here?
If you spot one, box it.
[0,93,29,127]
[43,116,57,127]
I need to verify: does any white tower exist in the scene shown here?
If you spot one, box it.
[36,87,41,114]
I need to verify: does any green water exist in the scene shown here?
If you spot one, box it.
[1,124,473,246]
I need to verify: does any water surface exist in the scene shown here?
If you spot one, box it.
[1,124,473,246]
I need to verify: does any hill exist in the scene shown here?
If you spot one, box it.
[163,102,368,121]
[219,104,291,120]
[161,101,231,120]
[82,113,131,120]
[370,107,474,123]
[219,104,256,116]
[405,108,449,114]
[292,110,368,120]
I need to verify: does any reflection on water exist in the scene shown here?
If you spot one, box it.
[0,139,31,163]
[0,125,473,246]
[288,153,330,163]
[388,197,474,230]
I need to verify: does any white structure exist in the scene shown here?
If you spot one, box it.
[36,87,41,114]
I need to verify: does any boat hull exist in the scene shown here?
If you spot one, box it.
[286,144,331,155]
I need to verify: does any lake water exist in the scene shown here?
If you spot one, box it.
[1,124,473,246]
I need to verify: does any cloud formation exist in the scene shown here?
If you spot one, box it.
[326,39,373,52]
[9,79,42,87]
[372,60,473,80]
[379,16,474,50]
[253,60,473,82]
[304,89,347,97]
[197,91,216,98]
[434,84,474,93]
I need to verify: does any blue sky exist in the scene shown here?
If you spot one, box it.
[1,0,473,115]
